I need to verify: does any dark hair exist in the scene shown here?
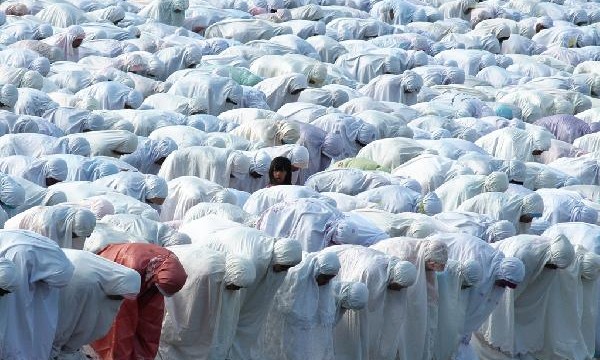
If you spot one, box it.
[269,156,292,185]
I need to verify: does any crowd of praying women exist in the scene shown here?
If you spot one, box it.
[0,0,599,358]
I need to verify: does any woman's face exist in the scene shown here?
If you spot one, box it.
[271,169,288,185]
[72,38,83,48]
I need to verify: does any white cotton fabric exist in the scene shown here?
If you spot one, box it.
[4,204,96,248]
[256,197,351,252]
[159,244,254,359]
[51,249,140,359]
[70,130,138,157]
[187,227,302,360]
[0,258,17,294]
[93,172,168,204]
[435,172,509,212]
[160,177,237,222]
[254,251,340,360]
[428,232,525,359]
[324,245,416,360]
[243,185,333,216]
[0,230,74,360]
[102,214,190,247]
[183,202,252,225]
[434,211,516,243]
[475,234,575,358]
[371,237,448,360]
[0,155,68,187]
[158,146,251,187]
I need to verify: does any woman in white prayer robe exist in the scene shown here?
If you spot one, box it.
[4,204,96,248]
[120,137,178,175]
[312,113,377,162]
[158,146,251,187]
[543,222,600,358]
[351,209,455,239]
[260,144,310,185]
[42,25,85,62]
[102,213,190,247]
[6,176,66,218]
[458,191,544,235]
[68,129,138,157]
[475,127,553,162]
[160,176,237,222]
[71,81,143,110]
[139,0,189,27]
[433,258,483,360]
[0,155,67,187]
[42,154,119,182]
[536,188,598,225]
[356,137,428,170]
[534,244,600,360]
[427,232,526,359]
[0,258,18,357]
[0,171,25,213]
[295,121,343,185]
[231,118,301,147]
[255,251,341,360]
[323,245,417,360]
[434,211,517,243]
[305,168,392,195]
[148,125,208,149]
[167,74,243,116]
[0,230,74,360]
[356,184,443,215]
[254,73,308,111]
[435,172,509,212]
[93,172,168,206]
[371,237,449,360]
[392,153,473,194]
[184,226,303,360]
[158,245,256,359]
[51,249,141,360]
[183,202,253,225]
[243,185,332,216]
[229,149,272,193]
[472,234,575,359]
[257,197,357,252]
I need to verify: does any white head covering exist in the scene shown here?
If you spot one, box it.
[125,89,143,109]
[521,193,544,217]
[418,192,442,215]
[424,239,449,265]
[0,84,18,109]
[548,234,576,269]
[0,174,25,208]
[316,251,341,276]
[0,258,18,292]
[249,150,271,176]
[45,157,68,182]
[72,208,97,238]
[273,238,303,266]
[66,136,91,157]
[228,151,251,179]
[224,253,256,288]
[459,259,483,287]
[486,220,516,243]
[335,281,369,310]
[496,255,524,284]
[144,175,168,200]
[289,145,310,169]
[579,250,600,281]
[389,259,417,287]
[484,171,509,192]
